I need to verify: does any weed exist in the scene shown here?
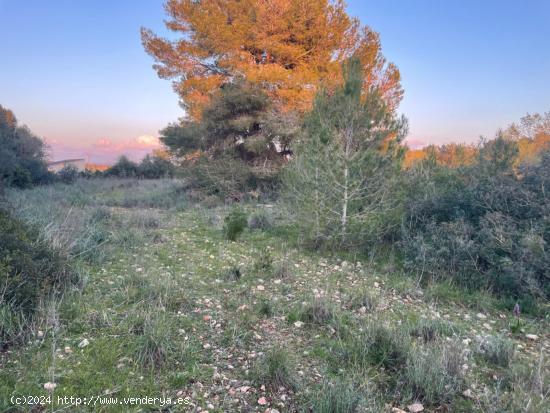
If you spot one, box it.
[475,335,515,368]
[410,318,457,342]
[248,209,273,230]
[404,341,465,405]
[223,208,247,241]
[253,250,274,274]
[133,310,177,370]
[300,299,334,325]
[273,261,291,278]
[257,299,274,318]
[253,347,298,391]
[310,380,361,413]
[346,288,378,312]
[224,266,242,281]
[337,324,410,373]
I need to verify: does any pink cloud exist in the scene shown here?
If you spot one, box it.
[46,135,162,165]
[404,137,427,150]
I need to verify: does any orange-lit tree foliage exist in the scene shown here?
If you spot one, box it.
[403,113,550,169]
[142,0,402,119]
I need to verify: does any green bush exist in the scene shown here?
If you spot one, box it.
[138,154,175,179]
[248,209,273,230]
[57,164,79,184]
[475,335,515,368]
[223,208,247,241]
[104,156,139,177]
[400,140,550,307]
[0,208,74,344]
[0,105,52,188]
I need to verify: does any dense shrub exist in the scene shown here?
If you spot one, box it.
[138,154,175,178]
[0,105,52,188]
[104,156,139,177]
[103,154,176,180]
[400,138,550,307]
[475,335,515,368]
[0,208,74,345]
[57,164,79,184]
[223,208,247,241]
[248,209,273,230]
[181,154,279,201]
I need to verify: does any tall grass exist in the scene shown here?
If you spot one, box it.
[5,178,185,263]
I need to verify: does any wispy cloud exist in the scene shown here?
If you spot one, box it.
[46,135,161,164]
[404,137,427,149]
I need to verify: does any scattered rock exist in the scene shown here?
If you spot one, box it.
[294,321,304,328]
[43,382,57,391]
[462,389,475,399]
[476,313,487,319]
[407,403,424,413]
[258,397,268,405]
[78,339,89,348]
[257,285,265,291]
[391,408,407,413]
[525,334,538,341]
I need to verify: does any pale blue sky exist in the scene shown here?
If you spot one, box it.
[0,0,548,162]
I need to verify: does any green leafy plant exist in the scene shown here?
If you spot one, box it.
[223,208,247,241]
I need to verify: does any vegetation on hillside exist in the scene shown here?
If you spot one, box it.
[1,1,548,411]
[1,179,548,412]
[0,105,52,188]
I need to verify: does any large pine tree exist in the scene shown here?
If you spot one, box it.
[142,0,402,119]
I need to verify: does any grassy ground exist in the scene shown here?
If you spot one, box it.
[1,179,548,412]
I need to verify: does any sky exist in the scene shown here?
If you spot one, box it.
[0,0,549,163]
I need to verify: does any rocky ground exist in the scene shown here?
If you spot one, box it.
[1,180,548,412]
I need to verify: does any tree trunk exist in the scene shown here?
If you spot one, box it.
[341,164,348,243]
[341,126,352,244]
[315,166,320,240]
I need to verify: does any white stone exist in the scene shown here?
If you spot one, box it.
[43,382,57,391]
[408,403,424,413]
